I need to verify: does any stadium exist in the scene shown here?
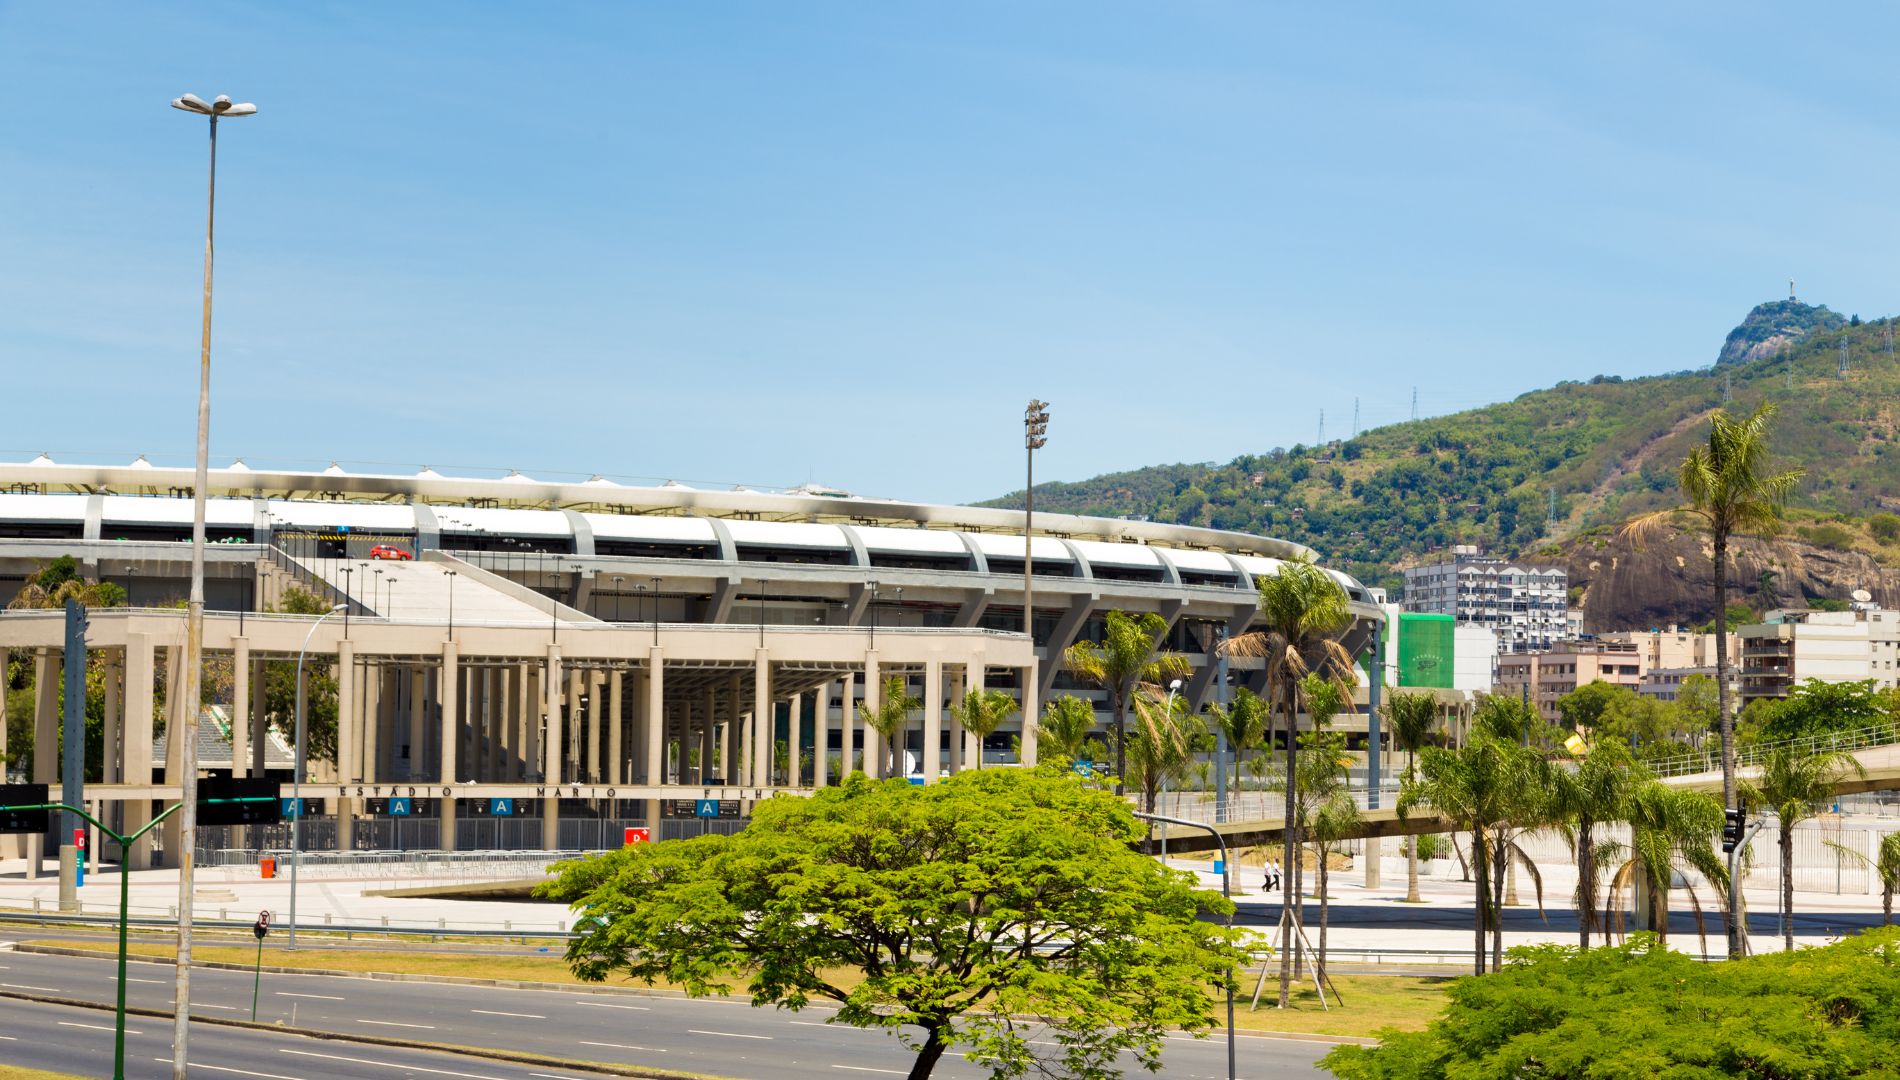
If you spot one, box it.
[0,455,1383,859]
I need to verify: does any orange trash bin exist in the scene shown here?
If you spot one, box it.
[259,857,277,879]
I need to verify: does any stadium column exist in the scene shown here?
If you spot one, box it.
[723,685,741,783]
[1020,656,1039,766]
[521,663,539,784]
[440,642,458,850]
[230,637,249,778]
[753,649,772,788]
[862,653,881,780]
[968,662,987,772]
[335,639,356,846]
[839,672,855,779]
[123,634,156,866]
[811,680,830,788]
[30,650,53,875]
[410,666,427,782]
[543,643,563,849]
[786,691,802,787]
[922,660,942,783]
[701,686,716,784]
[250,655,268,777]
[946,665,964,775]
[362,661,381,785]
[567,669,585,778]
[644,646,664,832]
[101,655,120,786]
[607,670,624,786]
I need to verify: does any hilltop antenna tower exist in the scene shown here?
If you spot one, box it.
[1317,409,1325,445]
[1790,279,1797,302]
[1410,386,1418,421]
[1351,397,1360,438]
[1840,339,1850,379]
[1723,371,1732,404]
[1546,488,1557,534]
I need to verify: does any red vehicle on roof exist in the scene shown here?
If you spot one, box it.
[368,544,413,561]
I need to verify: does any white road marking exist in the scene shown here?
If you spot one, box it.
[831,1067,905,1075]
[275,991,345,1001]
[691,1028,772,1040]
[530,1074,592,1080]
[60,1020,136,1033]
[185,1062,306,1080]
[573,1000,648,1010]
[278,1049,514,1080]
[2,983,62,992]
[471,1008,546,1019]
[0,1034,16,1041]
[357,1019,436,1029]
[789,1020,833,1027]
[196,1003,239,1011]
[128,977,167,984]
[579,1041,667,1052]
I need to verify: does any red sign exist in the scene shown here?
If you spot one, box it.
[624,827,650,846]
[74,828,86,851]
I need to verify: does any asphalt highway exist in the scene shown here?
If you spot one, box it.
[0,949,1337,1079]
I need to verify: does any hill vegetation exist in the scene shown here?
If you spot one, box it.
[984,301,1900,593]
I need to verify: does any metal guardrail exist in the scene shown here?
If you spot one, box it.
[1645,718,1900,778]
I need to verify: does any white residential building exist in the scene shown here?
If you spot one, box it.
[1401,545,1572,653]
[1739,606,1900,703]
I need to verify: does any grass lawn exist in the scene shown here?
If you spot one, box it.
[0,1068,89,1080]
[29,940,1452,1042]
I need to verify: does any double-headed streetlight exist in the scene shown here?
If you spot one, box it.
[1023,400,1049,643]
[288,604,347,950]
[168,88,255,1080]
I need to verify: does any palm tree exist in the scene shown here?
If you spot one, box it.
[1207,686,1269,794]
[1064,610,1191,797]
[1881,833,1900,925]
[1127,687,1201,815]
[1383,689,1439,904]
[1220,558,1354,1005]
[1301,724,1358,987]
[1036,695,1096,763]
[1547,740,1644,949]
[1626,402,1803,958]
[1742,744,1867,951]
[856,674,922,778]
[1607,781,1727,953]
[1399,733,1540,975]
[947,687,1017,769]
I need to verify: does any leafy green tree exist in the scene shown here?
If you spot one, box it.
[1749,678,1887,743]
[1322,929,1900,1079]
[1382,689,1439,903]
[857,674,922,779]
[1628,401,1803,958]
[1064,610,1191,797]
[1607,781,1727,952]
[1741,744,1867,951]
[1222,558,1354,1005]
[540,769,1243,1080]
[1036,695,1096,763]
[947,688,1017,769]
[7,555,128,610]
[1882,833,1900,925]
[1206,685,1269,792]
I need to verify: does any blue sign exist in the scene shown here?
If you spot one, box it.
[387,798,412,817]
[489,798,515,817]
[694,799,720,818]
[281,798,304,819]
[1074,760,1095,777]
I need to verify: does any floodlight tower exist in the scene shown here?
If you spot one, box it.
[1023,400,1050,644]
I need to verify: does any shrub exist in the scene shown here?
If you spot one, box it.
[1871,513,1900,543]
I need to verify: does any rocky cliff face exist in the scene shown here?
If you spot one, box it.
[1565,524,1900,631]
[1715,299,1846,367]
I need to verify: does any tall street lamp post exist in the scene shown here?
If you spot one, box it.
[1023,400,1049,643]
[168,89,255,1080]
[444,570,457,639]
[1132,810,1236,1080]
[288,605,346,949]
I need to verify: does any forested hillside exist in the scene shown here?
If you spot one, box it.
[982,301,1900,592]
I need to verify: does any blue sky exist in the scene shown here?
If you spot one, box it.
[5,3,1899,504]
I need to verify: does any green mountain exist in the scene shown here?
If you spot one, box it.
[982,303,1900,593]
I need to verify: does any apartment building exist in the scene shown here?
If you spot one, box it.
[1739,606,1900,704]
[1494,639,1645,724]
[1402,545,1571,653]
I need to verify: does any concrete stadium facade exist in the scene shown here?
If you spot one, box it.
[0,457,1381,859]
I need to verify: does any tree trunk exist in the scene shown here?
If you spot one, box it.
[1317,841,1330,986]
[1113,687,1128,798]
[1405,834,1420,904]
[1490,834,1506,971]
[1884,884,1892,925]
[1278,696,1298,1008]
[906,1024,950,1080]
[1472,824,1488,975]
[1578,816,1594,950]
[1715,532,1740,961]
[1782,825,1795,952]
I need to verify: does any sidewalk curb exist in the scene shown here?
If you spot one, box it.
[0,986,728,1080]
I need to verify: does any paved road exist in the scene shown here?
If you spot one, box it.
[1239,896,1891,941]
[0,949,1337,1079]
[0,993,625,1080]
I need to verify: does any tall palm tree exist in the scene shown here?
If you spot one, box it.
[1383,689,1439,904]
[1304,730,1359,987]
[856,674,922,778]
[1607,781,1727,953]
[1207,686,1269,794]
[1127,687,1201,814]
[947,687,1017,769]
[1399,734,1528,975]
[1626,402,1803,958]
[1036,695,1096,763]
[1220,558,1354,1005]
[1742,744,1867,951]
[1881,833,1900,926]
[1064,610,1191,797]
[1548,740,1644,949]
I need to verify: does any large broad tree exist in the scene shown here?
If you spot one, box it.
[1381,689,1439,903]
[1742,744,1866,951]
[1063,610,1190,798]
[1627,401,1802,959]
[1220,557,1354,1006]
[541,768,1242,1080]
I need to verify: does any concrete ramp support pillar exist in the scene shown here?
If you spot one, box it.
[862,654,881,779]
[542,644,563,849]
[922,660,942,783]
[812,681,831,788]
[752,650,772,788]
[644,648,665,831]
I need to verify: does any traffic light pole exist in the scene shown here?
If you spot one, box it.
[0,795,271,1080]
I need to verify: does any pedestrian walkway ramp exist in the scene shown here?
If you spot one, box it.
[270,546,598,626]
